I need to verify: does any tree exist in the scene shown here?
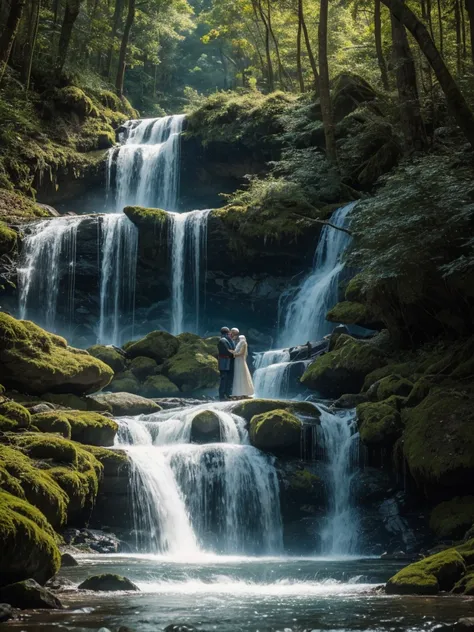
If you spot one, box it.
[22,0,41,91]
[56,0,83,73]
[390,3,427,151]
[296,0,305,92]
[466,0,474,63]
[381,0,474,147]
[0,0,26,83]
[115,0,136,96]
[374,0,389,90]
[319,0,337,162]
[106,0,124,78]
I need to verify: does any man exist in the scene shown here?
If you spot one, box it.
[217,326,235,401]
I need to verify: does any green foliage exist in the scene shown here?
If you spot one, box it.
[326,301,372,326]
[430,496,474,539]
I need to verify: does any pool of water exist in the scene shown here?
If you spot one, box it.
[2,555,472,632]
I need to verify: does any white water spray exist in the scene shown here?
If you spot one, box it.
[253,349,291,399]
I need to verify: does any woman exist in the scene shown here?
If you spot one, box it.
[230,334,255,399]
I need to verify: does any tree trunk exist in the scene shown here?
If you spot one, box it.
[297,0,305,92]
[266,0,292,89]
[301,5,319,92]
[115,0,135,96]
[455,0,462,75]
[106,0,124,78]
[318,0,337,162]
[381,0,474,147]
[0,0,27,83]
[437,0,443,56]
[465,0,474,63]
[374,0,389,89]
[390,2,427,151]
[256,0,274,91]
[56,0,82,73]
[22,0,41,90]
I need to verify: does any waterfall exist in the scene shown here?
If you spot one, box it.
[170,209,210,335]
[18,216,83,334]
[98,214,138,345]
[108,115,185,212]
[315,408,360,555]
[253,350,291,399]
[279,201,357,347]
[116,404,283,555]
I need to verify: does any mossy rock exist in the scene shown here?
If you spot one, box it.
[386,548,466,595]
[301,335,387,398]
[288,469,320,492]
[250,409,302,455]
[123,206,168,228]
[0,313,113,395]
[430,497,474,539]
[363,362,416,392]
[125,331,179,363]
[32,410,117,447]
[0,491,60,586]
[13,433,78,463]
[191,410,220,443]
[163,343,219,392]
[402,388,474,495]
[129,356,159,380]
[52,86,96,118]
[452,571,474,595]
[142,375,180,397]
[78,573,139,591]
[232,399,319,422]
[356,401,402,447]
[41,392,97,412]
[88,392,161,417]
[0,221,17,256]
[203,336,220,358]
[374,375,413,401]
[0,578,62,608]
[326,301,381,329]
[83,446,129,476]
[0,400,31,431]
[404,377,434,408]
[108,370,141,395]
[345,274,365,302]
[87,345,126,373]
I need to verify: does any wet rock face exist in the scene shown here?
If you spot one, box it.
[0,579,63,610]
[191,410,221,443]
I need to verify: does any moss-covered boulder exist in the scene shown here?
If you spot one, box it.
[78,573,139,591]
[452,572,474,595]
[0,221,17,256]
[142,375,180,397]
[163,342,219,392]
[0,491,61,586]
[402,388,474,496]
[191,410,221,443]
[203,336,220,358]
[356,401,402,447]
[88,392,161,417]
[0,400,31,431]
[32,410,118,447]
[108,370,141,394]
[87,345,126,373]
[326,301,382,329]
[250,409,302,455]
[123,205,167,228]
[430,497,474,540]
[232,399,319,422]
[129,356,160,380]
[125,331,179,363]
[40,392,111,413]
[386,547,467,595]
[301,335,387,398]
[0,314,113,395]
[0,578,62,608]
[374,375,413,401]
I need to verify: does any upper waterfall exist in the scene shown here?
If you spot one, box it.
[107,114,185,212]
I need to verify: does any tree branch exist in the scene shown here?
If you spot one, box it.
[290,213,353,235]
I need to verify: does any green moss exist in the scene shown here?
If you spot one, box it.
[301,335,387,397]
[108,370,141,394]
[386,548,466,595]
[0,313,113,395]
[142,375,180,397]
[87,345,126,373]
[363,362,417,391]
[288,469,320,492]
[123,206,168,228]
[125,330,180,363]
[452,571,474,595]
[344,274,365,302]
[0,190,49,222]
[326,301,373,326]
[12,433,78,464]
[402,388,474,493]
[356,401,402,447]
[0,401,31,429]
[430,496,474,539]
[250,409,302,454]
[0,491,61,586]
[232,399,320,421]
[203,336,220,358]
[41,392,88,411]
[129,356,159,380]
[32,410,117,447]
[52,86,96,118]
[83,446,129,476]
[375,375,413,401]
[0,221,17,255]
[163,340,219,392]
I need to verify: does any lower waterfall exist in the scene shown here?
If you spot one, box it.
[117,404,283,556]
[253,349,291,399]
[316,408,360,556]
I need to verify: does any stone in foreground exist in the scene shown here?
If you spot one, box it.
[88,392,161,416]
[0,579,62,609]
[78,573,140,592]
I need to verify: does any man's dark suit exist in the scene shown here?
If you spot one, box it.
[218,334,235,400]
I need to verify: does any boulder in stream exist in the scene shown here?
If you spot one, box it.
[88,392,162,416]
[78,573,139,591]
[191,410,220,443]
[250,409,302,455]
[0,579,63,609]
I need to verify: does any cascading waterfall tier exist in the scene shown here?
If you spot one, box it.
[98,214,138,345]
[107,115,185,212]
[253,349,291,399]
[18,216,83,335]
[169,209,210,335]
[279,201,357,347]
[116,404,283,555]
[315,408,360,556]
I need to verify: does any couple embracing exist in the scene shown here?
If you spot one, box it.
[217,327,255,401]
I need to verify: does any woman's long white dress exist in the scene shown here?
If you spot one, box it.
[232,339,255,397]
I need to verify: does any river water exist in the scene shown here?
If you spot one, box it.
[2,556,471,631]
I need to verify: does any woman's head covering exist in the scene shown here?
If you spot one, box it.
[239,335,246,341]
